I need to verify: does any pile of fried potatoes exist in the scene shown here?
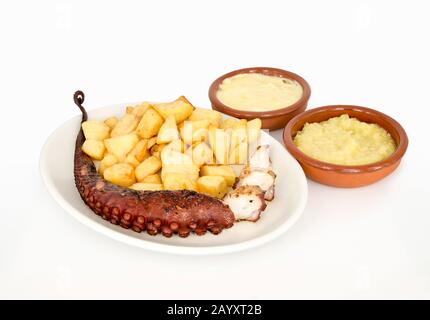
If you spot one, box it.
[81,96,261,199]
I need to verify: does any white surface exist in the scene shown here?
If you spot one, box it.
[39,103,307,255]
[0,0,429,299]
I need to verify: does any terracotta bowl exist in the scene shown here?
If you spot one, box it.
[208,67,311,130]
[283,105,408,188]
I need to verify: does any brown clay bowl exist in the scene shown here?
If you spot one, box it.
[283,105,408,188]
[208,67,311,130]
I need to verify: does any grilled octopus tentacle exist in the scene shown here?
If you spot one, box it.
[73,91,235,237]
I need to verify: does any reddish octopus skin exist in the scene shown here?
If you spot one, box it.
[73,91,235,237]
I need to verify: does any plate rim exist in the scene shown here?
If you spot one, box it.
[39,104,308,255]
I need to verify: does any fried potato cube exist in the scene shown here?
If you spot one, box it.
[103,163,136,187]
[110,113,139,137]
[161,148,193,165]
[136,108,164,139]
[150,143,165,159]
[132,102,151,118]
[164,139,184,153]
[153,96,194,124]
[99,153,118,175]
[82,120,110,141]
[200,165,236,186]
[135,156,162,181]
[157,115,179,144]
[180,119,210,144]
[130,183,163,191]
[189,108,222,127]
[129,139,148,162]
[125,154,140,168]
[188,142,213,166]
[221,118,238,130]
[233,119,247,130]
[161,164,200,181]
[82,139,105,160]
[229,124,247,161]
[147,137,157,149]
[208,126,231,164]
[104,133,139,162]
[247,118,261,143]
[142,174,162,184]
[163,173,197,191]
[229,141,248,164]
[197,176,227,199]
[104,117,118,130]
[158,139,185,162]
[229,122,247,149]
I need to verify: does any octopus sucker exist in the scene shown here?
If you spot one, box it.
[73,91,235,238]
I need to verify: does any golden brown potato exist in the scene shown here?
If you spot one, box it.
[180,119,210,144]
[197,176,227,198]
[129,139,148,162]
[153,96,194,123]
[229,119,247,144]
[99,153,118,175]
[221,118,238,130]
[208,126,231,164]
[189,108,222,127]
[82,139,105,160]
[164,139,184,153]
[247,118,261,143]
[200,165,236,186]
[104,117,119,130]
[135,156,162,181]
[157,115,179,144]
[149,143,166,159]
[227,120,248,164]
[229,141,248,164]
[160,148,193,165]
[104,133,139,162]
[147,136,157,150]
[126,106,135,114]
[125,154,140,168]
[136,108,164,139]
[188,142,213,166]
[103,163,136,187]
[130,182,163,191]
[162,173,197,191]
[142,174,162,184]
[233,119,247,130]
[110,114,139,137]
[161,164,200,181]
[132,102,151,118]
[82,120,110,141]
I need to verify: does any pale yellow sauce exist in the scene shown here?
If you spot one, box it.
[294,114,396,165]
[216,73,303,112]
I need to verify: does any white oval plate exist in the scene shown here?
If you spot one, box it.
[40,103,308,255]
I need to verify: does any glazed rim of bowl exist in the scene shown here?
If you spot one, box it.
[283,105,409,173]
[208,67,311,119]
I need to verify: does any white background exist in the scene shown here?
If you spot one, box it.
[1,0,429,299]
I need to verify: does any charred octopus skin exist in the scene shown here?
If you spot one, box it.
[73,91,235,237]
